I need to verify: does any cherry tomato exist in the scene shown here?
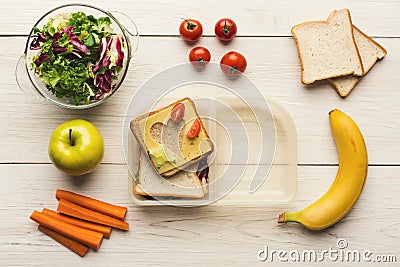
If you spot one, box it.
[187,119,201,138]
[215,18,237,41]
[179,19,203,41]
[220,51,247,76]
[171,103,185,123]
[189,47,211,68]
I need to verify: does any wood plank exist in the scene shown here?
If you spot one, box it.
[1,164,398,265]
[2,37,399,164]
[0,0,399,37]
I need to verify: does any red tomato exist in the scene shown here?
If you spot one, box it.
[179,19,203,41]
[171,103,185,123]
[189,47,211,68]
[215,18,237,41]
[187,119,201,138]
[220,51,247,76]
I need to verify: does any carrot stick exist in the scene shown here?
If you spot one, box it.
[57,199,129,231]
[56,189,127,220]
[38,225,89,257]
[30,210,103,250]
[42,208,112,239]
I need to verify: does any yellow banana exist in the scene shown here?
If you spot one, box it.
[278,109,368,230]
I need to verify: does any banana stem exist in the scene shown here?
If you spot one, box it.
[278,212,300,223]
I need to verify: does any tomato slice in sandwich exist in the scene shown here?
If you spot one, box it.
[187,119,201,138]
[171,103,185,123]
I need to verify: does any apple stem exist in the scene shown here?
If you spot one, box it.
[69,129,75,146]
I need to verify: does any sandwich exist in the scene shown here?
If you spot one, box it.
[133,152,206,199]
[130,97,214,177]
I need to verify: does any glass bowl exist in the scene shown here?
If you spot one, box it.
[15,3,139,109]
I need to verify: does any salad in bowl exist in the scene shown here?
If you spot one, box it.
[16,4,138,108]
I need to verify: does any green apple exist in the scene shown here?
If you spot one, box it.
[48,119,104,176]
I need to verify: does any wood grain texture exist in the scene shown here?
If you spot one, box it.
[0,164,398,266]
[0,0,399,37]
[3,37,399,164]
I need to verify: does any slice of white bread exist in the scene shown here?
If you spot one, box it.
[328,25,387,97]
[328,75,359,97]
[291,9,364,84]
[134,153,205,199]
[130,98,214,177]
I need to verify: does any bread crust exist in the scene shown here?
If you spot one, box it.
[291,9,364,84]
[130,98,214,177]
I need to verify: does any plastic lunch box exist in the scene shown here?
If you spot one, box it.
[125,96,296,206]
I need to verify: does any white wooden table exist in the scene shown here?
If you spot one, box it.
[1,0,399,266]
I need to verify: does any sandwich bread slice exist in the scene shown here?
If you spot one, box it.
[328,26,387,97]
[130,98,214,177]
[134,152,205,199]
[291,9,364,84]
